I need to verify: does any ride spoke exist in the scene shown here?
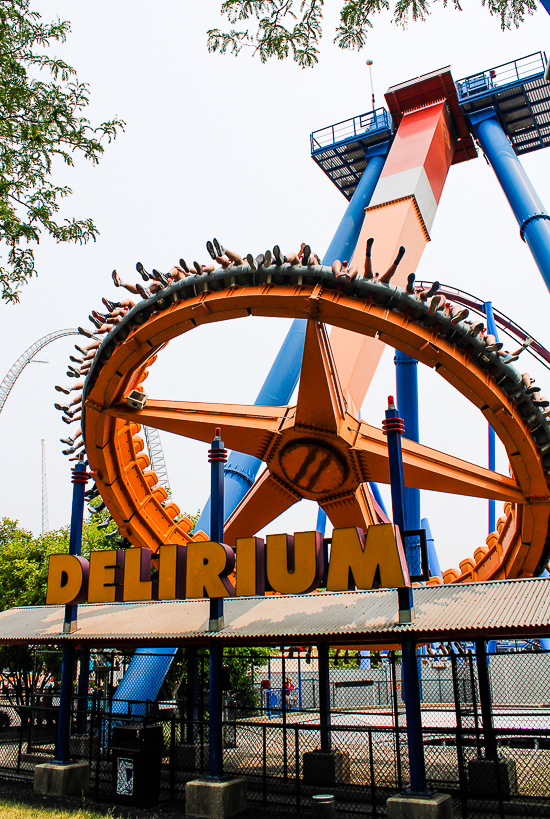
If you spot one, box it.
[353,423,525,502]
[223,469,301,547]
[106,400,289,459]
[320,483,384,531]
[294,320,346,433]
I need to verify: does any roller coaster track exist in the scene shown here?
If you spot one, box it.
[79,264,550,584]
[418,282,550,371]
[0,330,171,492]
[0,329,80,416]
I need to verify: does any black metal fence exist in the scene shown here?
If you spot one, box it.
[1,646,550,818]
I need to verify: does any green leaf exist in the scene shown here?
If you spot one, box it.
[0,0,125,302]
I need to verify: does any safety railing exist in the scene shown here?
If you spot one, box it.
[310,107,393,153]
[456,51,547,101]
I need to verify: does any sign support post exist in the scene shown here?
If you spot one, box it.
[56,458,88,763]
[34,458,90,797]
[208,428,227,780]
[383,398,428,796]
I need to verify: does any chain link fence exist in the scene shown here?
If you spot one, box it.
[1,645,550,817]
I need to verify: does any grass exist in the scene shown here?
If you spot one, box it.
[0,800,117,819]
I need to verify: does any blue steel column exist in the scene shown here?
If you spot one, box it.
[208,428,227,779]
[421,518,442,579]
[195,142,390,535]
[394,351,422,579]
[383,398,427,795]
[383,398,412,613]
[55,458,88,764]
[469,109,550,293]
[322,144,388,267]
[483,301,499,534]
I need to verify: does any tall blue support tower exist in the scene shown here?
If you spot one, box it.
[458,52,550,291]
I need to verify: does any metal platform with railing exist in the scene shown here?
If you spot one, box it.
[310,107,392,200]
[457,51,550,155]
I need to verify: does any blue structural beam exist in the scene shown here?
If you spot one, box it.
[469,109,550,294]
[208,429,227,778]
[394,351,421,533]
[112,649,175,717]
[195,139,390,535]
[483,302,499,534]
[421,517,442,579]
[56,461,88,764]
[322,144,389,266]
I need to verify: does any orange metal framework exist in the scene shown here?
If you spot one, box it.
[82,271,550,586]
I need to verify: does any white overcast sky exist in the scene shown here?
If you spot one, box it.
[0,0,549,575]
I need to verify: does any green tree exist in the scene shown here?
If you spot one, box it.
[0,514,117,713]
[208,0,536,68]
[0,0,124,303]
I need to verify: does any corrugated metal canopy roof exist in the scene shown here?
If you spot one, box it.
[2,578,550,646]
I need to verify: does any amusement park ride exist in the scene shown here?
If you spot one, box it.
[81,50,550,581]
[3,50,550,709]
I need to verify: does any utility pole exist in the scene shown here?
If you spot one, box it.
[41,439,49,535]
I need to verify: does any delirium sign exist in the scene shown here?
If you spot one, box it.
[46,524,410,605]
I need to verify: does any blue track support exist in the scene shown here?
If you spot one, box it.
[316,506,328,534]
[421,517,442,579]
[469,109,550,293]
[394,351,421,548]
[369,482,388,517]
[322,145,389,266]
[483,301,499,534]
[112,649,176,716]
[56,461,88,764]
[539,0,550,14]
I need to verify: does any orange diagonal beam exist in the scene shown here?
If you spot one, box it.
[105,400,287,460]
[223,469,301,547]
[294,320,346,433]
[353,423,525,503]
[320,483,380,531]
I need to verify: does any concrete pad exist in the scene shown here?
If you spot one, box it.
[302,750,351,785]
[34,761,90,796]
[468,758,517,799]
[386,792,454,819]
[186,777,247,819]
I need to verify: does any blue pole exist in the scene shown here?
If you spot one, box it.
[483,301,499,534]
[208,428,227,779]
[394,351,421,580]
[469,109,550,293]
[322,145,389,266]
[383,398,427,795]
[55,459,88,764]
[383,398,406,534]
[421,517,442,579]
[194,142,390,535]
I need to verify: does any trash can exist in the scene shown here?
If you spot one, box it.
[312,794,337,819]
[111,723,164,806]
